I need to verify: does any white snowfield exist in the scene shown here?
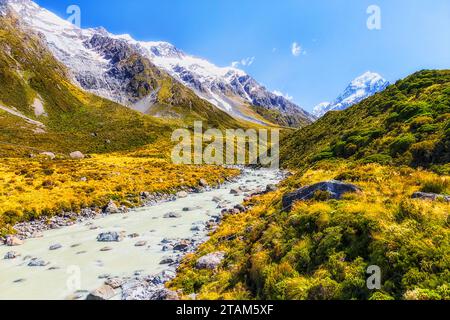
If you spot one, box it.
[313,71,389,118]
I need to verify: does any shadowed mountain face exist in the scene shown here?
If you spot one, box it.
[2,0,314,128]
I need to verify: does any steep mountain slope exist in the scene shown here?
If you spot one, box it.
[135,41,315,126]
[313,72,389,118]
[0,11,180,157]
[3,0,313,127]
[2,0,246,130]
[282,70,450,172]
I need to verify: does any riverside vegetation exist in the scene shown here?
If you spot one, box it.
[168,70,450,300]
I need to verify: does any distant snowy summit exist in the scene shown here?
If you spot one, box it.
[1,0,314,127]
[313,72,389,118]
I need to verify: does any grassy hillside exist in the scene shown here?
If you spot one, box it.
[280,70,450,174]
[169,161,449,300]
[169,70,450,300]
[0,14,253,158]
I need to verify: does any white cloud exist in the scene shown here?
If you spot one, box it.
[273,90,293,101]
[231,56,255,68]
[291,42,303,57]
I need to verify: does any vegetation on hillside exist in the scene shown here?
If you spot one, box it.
[281,70,450,174]
[170,70,450,300]
[169,161,449,300]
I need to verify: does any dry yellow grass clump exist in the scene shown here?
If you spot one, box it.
[169,161,449,300]
[0,146,239,235]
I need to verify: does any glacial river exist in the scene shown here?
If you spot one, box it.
[0,169,282,300]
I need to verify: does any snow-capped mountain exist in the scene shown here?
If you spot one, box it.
[2,0,314,126]
[313,72,389,117]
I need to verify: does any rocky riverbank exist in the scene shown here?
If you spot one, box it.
[0,168,285,300]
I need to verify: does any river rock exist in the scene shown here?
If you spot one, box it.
[265,184,278,192]
[5,236,24,246]
[150,288,179,301]
[100,246,113,252]
[159,256,175,265]
[49,244,62,251]
[86,285,116,300]
[234,204,246,213]
[196,252,226,270]
[97,232,123,242]
[4,251,20,259]
[412,192,450,202]
[282,180,362,211]
[230,188,241,195]
[176,191,188,198]
[28,258,49,267]
[173,240,191,251]
[103,200,120,214]
[199,179,208,187]
[135,241,147,247]
[163,212,181,219]
[69,151,85,160]
[105,278,124,289]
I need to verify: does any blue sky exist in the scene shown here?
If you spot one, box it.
[35,0,450,112]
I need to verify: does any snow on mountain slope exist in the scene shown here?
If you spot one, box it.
[2,0,314,126]
[313,72,389,117]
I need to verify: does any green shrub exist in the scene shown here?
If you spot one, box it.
[390,134,416,156]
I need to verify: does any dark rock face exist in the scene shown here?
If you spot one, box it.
[412,192,450,202]
[282,180,362,211]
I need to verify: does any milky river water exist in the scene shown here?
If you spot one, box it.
[0,169,282,300]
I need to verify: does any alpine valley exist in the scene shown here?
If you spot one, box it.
[0,0,448,302]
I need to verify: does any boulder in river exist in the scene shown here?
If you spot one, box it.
[176,191,188,198]
[135,241,147,247]
[97,232,123,242]
[282,180,362,211]
[163,212,181,219]
[5,236,24,246]
[412,192,450,202]
[28,258,49,267]
[86,285,116,300]
[4,251,20,260]
[196,252,226,270]
[49,244,62,251]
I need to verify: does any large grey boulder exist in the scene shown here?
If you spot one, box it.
[282,180,362,211]
[412,192,450,202]
[196,252,226,270]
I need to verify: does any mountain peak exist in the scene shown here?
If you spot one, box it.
[313,71,389,117]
